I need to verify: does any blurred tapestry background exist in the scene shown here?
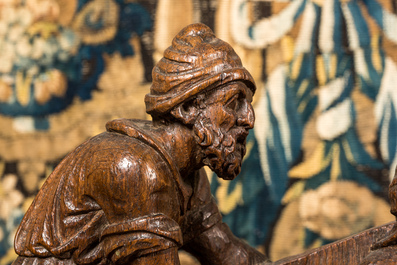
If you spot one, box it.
[0,0,396,264]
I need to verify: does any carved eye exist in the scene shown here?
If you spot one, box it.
[225,94,239,112]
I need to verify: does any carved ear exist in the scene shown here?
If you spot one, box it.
[170,103,199,125]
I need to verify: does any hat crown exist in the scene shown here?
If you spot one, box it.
[145,23,255,117]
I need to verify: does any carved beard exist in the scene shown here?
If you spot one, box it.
[193,117,249,180]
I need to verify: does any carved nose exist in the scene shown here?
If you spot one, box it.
[237,101,255,129]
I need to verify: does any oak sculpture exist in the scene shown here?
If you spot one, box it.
[12,23,268,265]
[12,22,397,265]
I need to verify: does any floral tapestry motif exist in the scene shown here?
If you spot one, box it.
[0,0,152,130]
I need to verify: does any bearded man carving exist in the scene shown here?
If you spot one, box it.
[12,23,268,265]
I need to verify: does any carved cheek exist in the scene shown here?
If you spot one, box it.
[215,106,236,130]
[224,114,237,130]
[202,105,234,129]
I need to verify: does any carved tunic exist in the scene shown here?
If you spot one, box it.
[13,119,222,265]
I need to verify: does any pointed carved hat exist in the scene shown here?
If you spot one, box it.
[145,23,256,117]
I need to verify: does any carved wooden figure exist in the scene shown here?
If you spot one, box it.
[12,23,397,265]
[12,23,268,265]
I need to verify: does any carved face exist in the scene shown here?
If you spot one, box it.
[193,81,255,180]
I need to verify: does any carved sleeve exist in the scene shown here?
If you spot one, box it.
[181,168,223,244]
[181,169,268,264]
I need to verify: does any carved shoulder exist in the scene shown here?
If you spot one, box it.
[78,132,179,221]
